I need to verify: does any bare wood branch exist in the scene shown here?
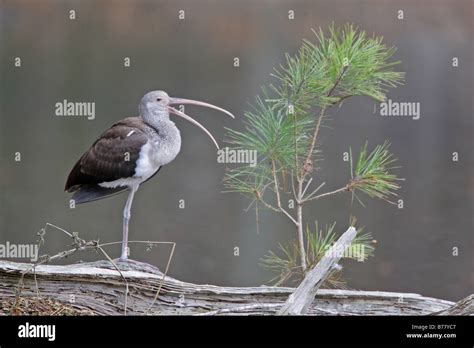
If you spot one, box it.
[302,181,326,201]
[303,185,349,202]
[271,159,298,225]
[301,177,313,198]
[256,196,280,212]
[278,226,357,315]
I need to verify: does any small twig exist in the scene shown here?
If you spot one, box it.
[145,242,176,314]
[252,182,280,213]
[271,159,298,225]
[13,222,176,317]
[45,222,74,238]
[257,196,281,213]
[303,181,326,201]
[303,185,349,203]
[13,223,93,311]
[301,177,313,198]
[16,223,130,315]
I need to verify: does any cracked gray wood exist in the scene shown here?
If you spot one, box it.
[432,294,474,316]
[0,259,464,315]
[278,226,357,315]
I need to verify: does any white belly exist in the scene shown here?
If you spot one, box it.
[134,141,162,180]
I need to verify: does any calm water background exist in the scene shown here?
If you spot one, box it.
[1,0,472,301]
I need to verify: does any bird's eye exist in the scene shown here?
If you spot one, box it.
[156,98,162,102]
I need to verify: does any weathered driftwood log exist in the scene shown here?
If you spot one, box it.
[0,260,463,316]
[432,294,474,316]
[279,227,357,315]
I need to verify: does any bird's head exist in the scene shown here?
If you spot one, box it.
[139,90,171,117]
[139,90,234,149]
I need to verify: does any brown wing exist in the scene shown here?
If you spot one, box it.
[65,117,150,191]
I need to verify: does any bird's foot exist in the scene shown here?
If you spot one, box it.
[113,257,131,263]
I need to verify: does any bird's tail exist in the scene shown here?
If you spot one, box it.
[71,185,128,204]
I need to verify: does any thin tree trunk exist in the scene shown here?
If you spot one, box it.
[296,180,307,272]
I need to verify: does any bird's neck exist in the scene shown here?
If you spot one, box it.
[141,114,182,166]
[141,114,180,141]
[141,112,170,132]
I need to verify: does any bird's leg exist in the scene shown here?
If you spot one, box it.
[120,185,138,261]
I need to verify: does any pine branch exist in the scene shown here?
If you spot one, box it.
[349,142,403,204]
[223,23,404,278]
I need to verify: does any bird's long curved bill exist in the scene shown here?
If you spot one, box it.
[168,97,235,150]
[169,98,235,119]
[168,106,220,149]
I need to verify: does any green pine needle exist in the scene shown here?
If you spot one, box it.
[223,24,404,200]
[349,141,404,204]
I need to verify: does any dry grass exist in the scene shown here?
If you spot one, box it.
[1,296,96,316]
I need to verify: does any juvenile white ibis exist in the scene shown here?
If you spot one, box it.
[65,90,234,260]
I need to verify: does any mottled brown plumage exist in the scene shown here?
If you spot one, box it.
[65,117,153,192]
